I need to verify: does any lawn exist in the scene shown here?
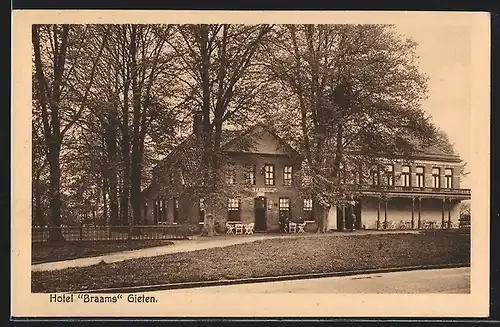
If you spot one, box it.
[32,240,175,264]
[31,233,470,293]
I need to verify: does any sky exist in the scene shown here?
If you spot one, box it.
[395,24,471,188]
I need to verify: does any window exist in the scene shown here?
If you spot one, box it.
[279,198,290,220]
[371,168,380,186]
[226,165,236,185]
[283,165,293,186]
[227,198,241,221]
[199,198,205,222]
[303,199,313,211]
[401,165,411,187]
[416,166,425,187]
[432,167,440,188]
[154,198,167,223]
[303,198,313,221]
[153,199,158,224]
[386,164,394,186]
[143,201,148,222]
[444,168,453,189]
[264,164,275,186]
[169,172,174,185]
[173,198,179,223]
[244,164,256,185]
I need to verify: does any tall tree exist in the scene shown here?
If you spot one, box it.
[85,24,180,229]
[32,107,48,227]
[165,24,273,235]
[32,24,108,241]
[266,24,445,232]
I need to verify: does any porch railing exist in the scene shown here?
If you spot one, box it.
[342,184,471,196]
[31,225,188,243]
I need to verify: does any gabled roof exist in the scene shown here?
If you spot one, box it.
[156,123,302,168]
[153,123,461,177]
[223,122,303,159]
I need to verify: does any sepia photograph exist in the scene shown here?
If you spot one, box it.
[11,10,490,318]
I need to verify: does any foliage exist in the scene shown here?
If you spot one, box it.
[263,24,451,232]
[32,24,460,239]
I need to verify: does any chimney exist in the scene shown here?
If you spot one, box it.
[193,111,203,138]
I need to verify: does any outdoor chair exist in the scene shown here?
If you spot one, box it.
[289,222,297,233]
[244,223,255,235]
[235,223,244,235]
[226,222,234,234]
[399,220,406,229]
[297,222,307,233]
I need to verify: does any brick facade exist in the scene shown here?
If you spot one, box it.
[142,124,471,231]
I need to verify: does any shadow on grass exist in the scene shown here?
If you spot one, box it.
[32,240,175,264]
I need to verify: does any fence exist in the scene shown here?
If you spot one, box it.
[31,225,188,243]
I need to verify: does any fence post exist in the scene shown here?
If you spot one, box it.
[79,225,83,241]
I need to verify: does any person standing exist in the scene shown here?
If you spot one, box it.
[279,213,285,233]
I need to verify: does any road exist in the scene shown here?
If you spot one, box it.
[153,267,470,294]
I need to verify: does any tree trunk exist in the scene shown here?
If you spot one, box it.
[33,174,45,227]
[119,25,132,228]
[315,202,329,234]
[102,175,108,225]
[108,167,119,226]
[201,211,217,237]
[120,99,131,227]
[105,110,120,227]
[130,143,143,235]
[130,152,141,223]
[118,173,123,225]
[47,151,65,242]
[129,24,144,237]
[120,169,130,226]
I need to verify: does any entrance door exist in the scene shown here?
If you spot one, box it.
[254,197,267,231]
